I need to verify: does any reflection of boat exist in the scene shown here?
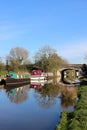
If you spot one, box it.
[30,79,47,89]
[30,83,42,89]
[6,85,29,94]
[6,85,29,104]
[0,71,30,86]
[30,70,47,81]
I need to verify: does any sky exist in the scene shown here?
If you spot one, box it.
[0,0,87,64]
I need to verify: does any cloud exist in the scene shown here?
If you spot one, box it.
[56,41,87,63]
[58,42,87,58]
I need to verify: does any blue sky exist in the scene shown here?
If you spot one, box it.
[0,0,87,63]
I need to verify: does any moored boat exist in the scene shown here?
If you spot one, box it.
[30,69,47,81]
[0,71,30,86]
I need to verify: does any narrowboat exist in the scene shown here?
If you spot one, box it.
[30,69,47,82]
[5,85,30,104]
[0,71,30,86]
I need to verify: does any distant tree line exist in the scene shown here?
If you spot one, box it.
[0,45,68,74]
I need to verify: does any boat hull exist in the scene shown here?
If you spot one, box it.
[0,78,30,86]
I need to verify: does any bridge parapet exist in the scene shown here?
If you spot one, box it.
[63,64,82,68]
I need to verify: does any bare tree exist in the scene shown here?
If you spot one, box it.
[34,45,56,63]
[7,47,30,71]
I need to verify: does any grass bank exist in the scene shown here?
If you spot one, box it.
[56,79,87,130]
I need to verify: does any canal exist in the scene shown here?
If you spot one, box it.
[0,80,77,130]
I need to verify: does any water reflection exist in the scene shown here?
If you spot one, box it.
[3,79,77,108]
[5,85,30,104]
[0,79,78,130]
[60,86,77,108]
[30,80,47,90]
[33,81,77,109]
[2,78,77,109]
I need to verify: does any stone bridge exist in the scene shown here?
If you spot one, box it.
[56,64,83,84]
[59,64,83,72]
[55,64,83,78]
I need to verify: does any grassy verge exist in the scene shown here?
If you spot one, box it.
[56,80,87,130]
[56,111,68,130]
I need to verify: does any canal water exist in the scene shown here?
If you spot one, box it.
[0,80,77,130]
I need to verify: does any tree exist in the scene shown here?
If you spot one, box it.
[7,47,30,71]
[34,45,56,63]
[33,45,56,71]
[48,53,68,71]
[0,57,5,73]
[33,45,68,72]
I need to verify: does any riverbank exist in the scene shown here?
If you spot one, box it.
[55,79,87,130]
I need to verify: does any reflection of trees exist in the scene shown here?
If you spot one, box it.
[6,86,29,104]
[34,92,56,108]
[60,86,77,108]
[34,83,61,108]
[34,83,77,109]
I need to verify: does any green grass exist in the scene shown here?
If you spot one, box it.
[56,80,87,130]
[56,111,68,130]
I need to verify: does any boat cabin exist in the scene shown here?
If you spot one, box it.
[31,70,42,76]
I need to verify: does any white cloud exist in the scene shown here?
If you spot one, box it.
[57,41,87,63]
[58,42,87,57]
